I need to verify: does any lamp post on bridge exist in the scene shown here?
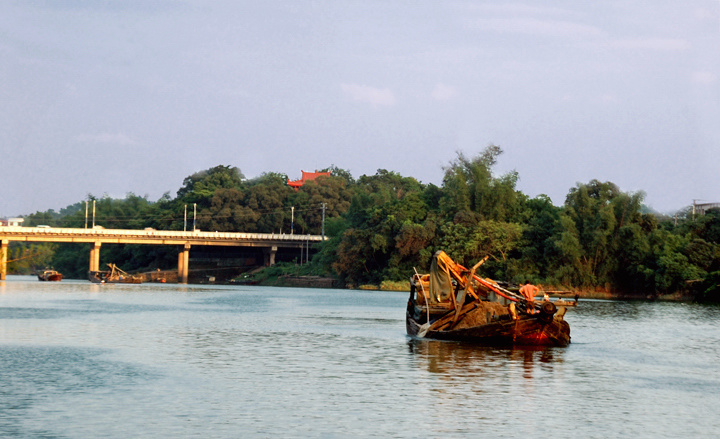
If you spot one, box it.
[321,203,326,239]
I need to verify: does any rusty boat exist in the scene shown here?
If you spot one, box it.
[89,263,143,284]
[407,251,572,347]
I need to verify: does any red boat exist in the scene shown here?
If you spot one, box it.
[406,251,572,347]
[37,270,63,281]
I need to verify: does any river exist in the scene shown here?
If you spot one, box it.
[1,276,719,438]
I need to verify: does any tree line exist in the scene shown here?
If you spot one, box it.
[12,146,720,302]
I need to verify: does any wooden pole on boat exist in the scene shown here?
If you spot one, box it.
[413,267,431,328]
[450,256,488,328]
[464,268,524,303]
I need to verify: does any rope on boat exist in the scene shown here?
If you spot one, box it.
[413,267,434,338]
[459,265,540,311]
[413,267,431,333]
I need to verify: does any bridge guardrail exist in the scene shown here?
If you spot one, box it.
[0,226,325,242]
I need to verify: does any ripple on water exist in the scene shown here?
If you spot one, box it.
[1,280,720,438]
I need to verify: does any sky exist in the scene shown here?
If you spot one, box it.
[1,0,718,217]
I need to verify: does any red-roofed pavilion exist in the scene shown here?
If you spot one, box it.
[287,170,331,190]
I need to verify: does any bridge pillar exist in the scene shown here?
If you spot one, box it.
[178,244,191,284]
[89,242,101,272]
[263,246,278,266]
[0,240,8,280]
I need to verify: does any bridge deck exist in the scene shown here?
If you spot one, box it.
[0,226,324,247]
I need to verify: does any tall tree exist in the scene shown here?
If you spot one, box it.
[512,195,562,281]
[292,175,352,234]
[551,180,657,292]
[176,165,245,207]
[439,146,523,222]
[334,170,429,284]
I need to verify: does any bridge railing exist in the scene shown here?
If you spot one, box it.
[0,226,325,242]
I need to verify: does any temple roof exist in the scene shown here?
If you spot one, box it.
[287,170,331,189]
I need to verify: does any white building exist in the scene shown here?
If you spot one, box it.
[0,218,24,226]
[693,202,720,216]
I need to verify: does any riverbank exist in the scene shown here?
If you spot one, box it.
[249,274,696,302]
[358,280,694,302]
[12,266,697,301]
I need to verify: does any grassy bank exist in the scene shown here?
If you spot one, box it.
[235,265,697,301]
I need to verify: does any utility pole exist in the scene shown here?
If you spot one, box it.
[321,203,326,239]
[84,201,88,229]
[92,200,96,228]
[291,206,295,235]
[193,203,197,231]
[184,205,187,231]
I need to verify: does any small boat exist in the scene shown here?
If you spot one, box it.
[89,263,143,284]
[37,269,63,282]
[406,251,571,347]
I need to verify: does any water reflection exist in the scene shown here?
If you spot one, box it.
[407,338,565,381]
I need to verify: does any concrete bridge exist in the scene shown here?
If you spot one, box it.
[0,226,326,283]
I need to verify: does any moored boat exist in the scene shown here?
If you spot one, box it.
[89,263,143,284]
[37,269,63,281]
[407,251,571,347]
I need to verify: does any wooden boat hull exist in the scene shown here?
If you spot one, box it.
[406,301,571,347]
[37,271,63,281]
[88,271,142,284]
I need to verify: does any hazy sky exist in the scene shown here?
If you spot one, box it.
[1,0,718,217]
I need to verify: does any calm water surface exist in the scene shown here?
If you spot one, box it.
[1,276,719,438]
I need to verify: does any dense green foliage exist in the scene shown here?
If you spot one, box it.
[9,150,720,302]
